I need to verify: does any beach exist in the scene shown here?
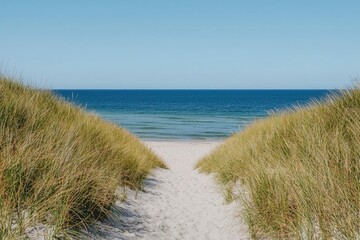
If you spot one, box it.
[95,141,249,240]
[1,1,354,237]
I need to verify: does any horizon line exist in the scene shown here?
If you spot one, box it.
[52,88,338,91]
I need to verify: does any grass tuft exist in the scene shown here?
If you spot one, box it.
[196,89,360,239]
[0,75,166,239]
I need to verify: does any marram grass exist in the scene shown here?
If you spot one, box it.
[0,76,166,239]
[197,89,360,239]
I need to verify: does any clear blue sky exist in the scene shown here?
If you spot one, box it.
[0,0,359,89]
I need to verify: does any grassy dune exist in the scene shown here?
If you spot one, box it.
[197,89,360,239]
[0,76,165,238]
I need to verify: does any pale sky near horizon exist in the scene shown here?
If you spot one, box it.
[0,1,359,89]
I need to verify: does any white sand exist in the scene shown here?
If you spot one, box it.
[93,141,249,240]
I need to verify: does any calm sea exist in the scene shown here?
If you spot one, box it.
[54,90,332,140]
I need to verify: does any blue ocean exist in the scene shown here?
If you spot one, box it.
[54,90,332,140]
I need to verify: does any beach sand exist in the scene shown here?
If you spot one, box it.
[94,141,249,240]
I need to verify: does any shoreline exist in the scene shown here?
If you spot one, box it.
[141,138,226,143]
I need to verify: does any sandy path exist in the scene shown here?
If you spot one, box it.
[94,141,249,240]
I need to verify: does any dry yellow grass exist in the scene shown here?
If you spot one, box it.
[197,89,360,239]
[0,75,166,239]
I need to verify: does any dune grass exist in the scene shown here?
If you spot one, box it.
[196,89,360,239]
[0,75,166,239]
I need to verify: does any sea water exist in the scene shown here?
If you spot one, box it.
[54,90,332,140]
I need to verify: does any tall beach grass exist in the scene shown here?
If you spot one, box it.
[197,89,360,239]
[0,75,165,238]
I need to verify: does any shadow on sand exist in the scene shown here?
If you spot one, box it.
[78,176,162,239]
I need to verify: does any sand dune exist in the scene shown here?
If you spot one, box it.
[95,141,249,240]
